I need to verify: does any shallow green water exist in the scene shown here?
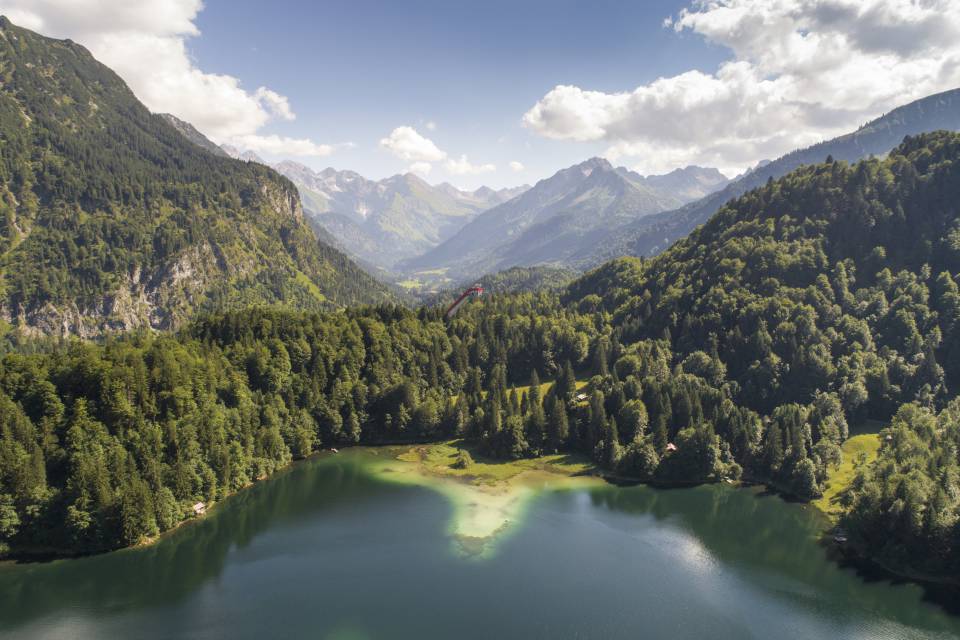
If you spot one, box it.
[1,450,959,640]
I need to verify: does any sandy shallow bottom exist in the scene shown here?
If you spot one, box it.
[364,444,602,558]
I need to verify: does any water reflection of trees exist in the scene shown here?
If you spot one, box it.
[0,456,380,630]
[586,484,960,629]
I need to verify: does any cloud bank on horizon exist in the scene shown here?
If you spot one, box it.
[0,0,333,157]
[523,0,960,175]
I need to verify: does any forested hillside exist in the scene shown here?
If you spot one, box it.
[2,130,959,582]
[566,131,960,578]
[0,18,391,337]
[569,132,960,415]
[578,87,960,269]
[0,299,591,554]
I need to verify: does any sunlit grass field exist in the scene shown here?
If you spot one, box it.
[812,426,883,519]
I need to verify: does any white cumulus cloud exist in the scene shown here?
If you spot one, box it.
[523,0,960,175]
[445,155,496,175]
[509,161,525,172]
[254,87,296,122]
[380,126,498,181]
[1,0,334,156]
[379,126,448,162]
[408,161,433,176]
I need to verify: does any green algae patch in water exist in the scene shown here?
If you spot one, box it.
[365,441,602,558]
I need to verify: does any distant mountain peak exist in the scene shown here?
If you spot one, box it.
[275,159,312,172]
[635,165,731,203]
[575,157,614,176]
[402,154,714,279]
[473,185,496,198]
[269,163,530,272]
[653,165,728,180]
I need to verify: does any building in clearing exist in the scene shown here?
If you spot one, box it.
[574,393,589,402]
[192,502,206,516]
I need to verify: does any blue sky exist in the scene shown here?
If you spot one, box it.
[7,0,960,189]
[186,0,721,187]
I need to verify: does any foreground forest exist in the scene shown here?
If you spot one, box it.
[2,132,960,581]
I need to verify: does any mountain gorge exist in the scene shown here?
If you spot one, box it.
[272,162,529,272]
[0,18,391,337]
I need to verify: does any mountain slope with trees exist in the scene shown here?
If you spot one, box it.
[0,18,391,337]
[564,131,960,577]
[158,114,230,158]
[579,87,960,268]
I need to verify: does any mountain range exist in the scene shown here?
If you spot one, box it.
[216,141,729,284]
[166,86,960,294]
[271,161,529,272]
[401,159,729,280]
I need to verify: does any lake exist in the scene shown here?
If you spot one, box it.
[1,449,959,640]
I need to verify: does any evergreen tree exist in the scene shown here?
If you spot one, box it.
[545,397,569,453]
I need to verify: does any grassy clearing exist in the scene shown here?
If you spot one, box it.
[812,430,882,519]
[293,269,327,304]
[396,439,594,485]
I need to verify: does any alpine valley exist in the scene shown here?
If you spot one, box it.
[215,89,960,293]
[3,9,960,640]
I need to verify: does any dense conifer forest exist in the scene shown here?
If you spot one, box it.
[2,132,960,582]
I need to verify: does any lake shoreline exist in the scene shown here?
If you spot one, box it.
[5,439,958,595]
[0,450,331,566]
